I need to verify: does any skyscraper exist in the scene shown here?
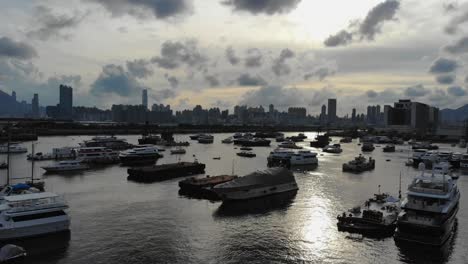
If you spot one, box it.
[142,89,148,109]
[12,91,16,101]
[32,93,39,118]
[327,98,337,123]
[59,85,73,119]
[352,108,356,122]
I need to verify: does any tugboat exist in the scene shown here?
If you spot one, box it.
[310,134,330,148]
[236,151,256,158]
[383,144,395,152]
[342,155,375,172]
[361,142,375,152]
[337,191,400,236]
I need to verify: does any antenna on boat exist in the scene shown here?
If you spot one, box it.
[399,172,402,199]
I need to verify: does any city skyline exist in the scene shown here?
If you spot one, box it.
[1,0,468,115]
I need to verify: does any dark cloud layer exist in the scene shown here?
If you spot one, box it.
[27,5,85,41]
[445,9,468,34]
[272,48,295,76]
[225,46,240,65]
[222,0,301,15]
[205,75,220,87]
[324,0,400,47]
[444,36,468,54]
[126,59,153,78]
[436,74,455,84]
[89,0,191,20]
[90,64,145,96]
[448,86,466,96]
[237,73,267,86]
[164,74,179,88]
[404,84,430,97]
[0,37,37,60]
[244,48,263,67]
[151,40,205,69]
[429,58,458,74]
[304,67,335,81]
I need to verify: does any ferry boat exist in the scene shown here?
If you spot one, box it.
[213,167,298,201]
[0,144,27,154]
[323,144,342,153]
[267,148,295,166]
[80,136,133,150]
[119,146,163,165]
[198,135,214,144]
[0,192,70,240]
[361,142,375,152]
[394,163,460,246]
[41,160,89,173]
[76,147,119,164]
[127,161,206,182]
[279,140,302,149]
[342,155,375,173]
[337,192,400,236]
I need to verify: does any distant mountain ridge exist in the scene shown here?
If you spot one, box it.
[440,104,468,122]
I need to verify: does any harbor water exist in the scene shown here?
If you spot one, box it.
[0,133,467,264]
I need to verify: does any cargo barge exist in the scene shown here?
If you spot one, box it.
[127,161,206,182]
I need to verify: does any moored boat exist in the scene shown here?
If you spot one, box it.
[323,144,342,153]
[76,147,120,164]
[361,142,375,152]
[41,160,89,173]
[337,192,400,236]
[383,144,395,152]
[0,144,27,154]
[119,146,163,165]
[198,135,214,144]
[127,161,206,182]
[342,155,375,173]
[178,175,238,199]
[236,151,256,158]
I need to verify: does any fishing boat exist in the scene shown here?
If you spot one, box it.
[361,142,375,152]
[337,192,400,236]
[310,134,330,148]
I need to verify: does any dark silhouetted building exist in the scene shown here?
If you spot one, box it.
[31,93,39,118]
[142,89,148,109]
[327,98,337,123]
[384,99,439,132]
[59,85,73,119]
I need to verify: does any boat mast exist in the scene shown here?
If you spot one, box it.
[31,142,35,184]
[399,172,402,199]
[6,125,10,186]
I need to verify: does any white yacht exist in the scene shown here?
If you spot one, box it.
[213,167,298,201]
[0,144,27,154]
[290,151,318,166]
[395,163,460,246]
[76,147,119,164]
[267,148,294,165]
[0,192,70,240]
[27,147,76,161]
[119,146,162,165]
[41,160,89,173]
[323,144,343,153]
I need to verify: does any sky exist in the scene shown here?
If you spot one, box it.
[0,0,467,115]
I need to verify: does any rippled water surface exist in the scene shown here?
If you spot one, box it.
[1,133,467,264]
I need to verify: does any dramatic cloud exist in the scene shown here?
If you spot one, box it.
[222,0,301,15]
[164,74,179,88]
[153,89,177,102]
[244,48,263,67]
[240,85,303,108]
[126,59,153,78]
[445,9,468,34]
[324,0,400,47]
[429,58,458,74]
[444,36,468,54]
[27,5,85,41]
[272,48,295,76]
[225,46,240,65]
[447,86,466,96]
[0,37,37,60]
[47,75,82,88]
[151,40,205,69]
[90,64,145,96]
[304,67,335,81]
[324,30,353,47]
[88,0,191,20]
[404,84,430,97]
[435,74,455,84]
[237,73,267,86]
[205,75,220,87]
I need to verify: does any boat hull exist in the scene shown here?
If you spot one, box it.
[42,166,88,173]
[127,162,206,182]
[216,182,298,201]
[0,217,70,241]
[119,155,161,165]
